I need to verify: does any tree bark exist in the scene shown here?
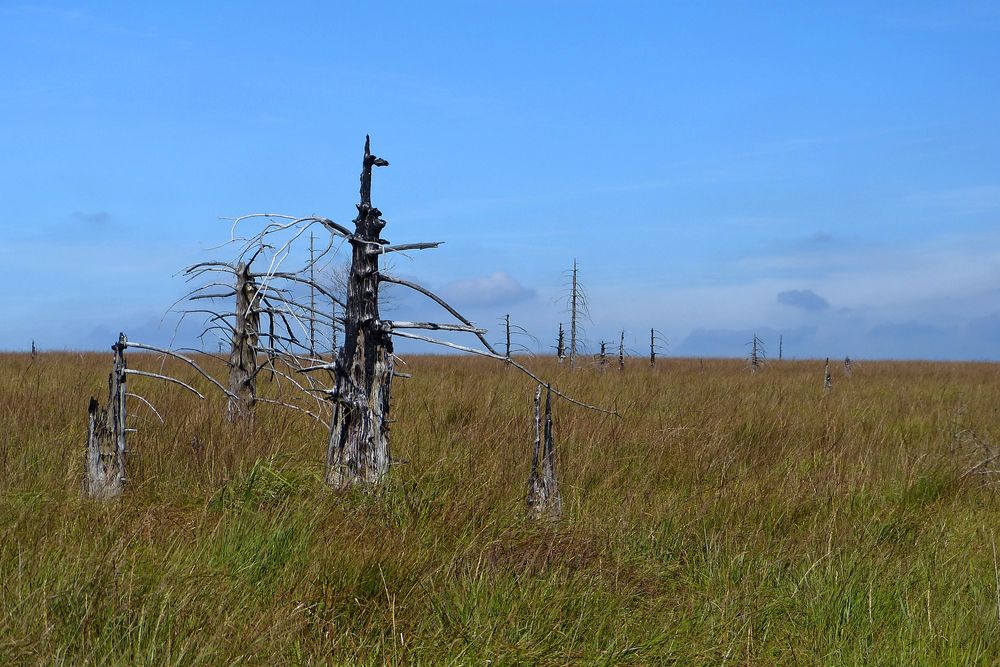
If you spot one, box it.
[325,136,394,488]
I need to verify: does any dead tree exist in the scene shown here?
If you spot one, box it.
[505,314,511,359]
[778,334,783,360]
[226,261,261,421]
[598,341,608,368]
[225,136,615,490]
[618,330,625,372]
[85,333,224,498]
[571,260,578,366]
[824,358,832,390]
[526,384,561,519]
[844,356,853,377]
[748,334,766,375]
[85,334,127,498]
[178,242,341,427]
[497,314,536,360]
[649,328,667,368]
[563,259,590,369]
[324,137,397,488]
[31,340,37,359]
[556,323,566,361]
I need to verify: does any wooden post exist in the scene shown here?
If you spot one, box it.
[226,261,260,421]
[527,384,561,519]
[85,333,127,498]
[326,136,395,488]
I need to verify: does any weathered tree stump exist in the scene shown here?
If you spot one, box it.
[325,136,395,489]
[85,333,127,498]
[527,384,561,519]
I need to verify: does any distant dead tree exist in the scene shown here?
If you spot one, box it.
[824,358,833,391]
[497,314,536,359]
[598,341,608,368]
[555,322,566,361]
[747,333,766,374]
[562,259,590,369]
[31,340,37,359]
[649,328,667,368]
[618,330,625,371]
[778,334,783,360]
[844,356,853,377]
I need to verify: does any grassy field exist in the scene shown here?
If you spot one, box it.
[2,352,1000,664]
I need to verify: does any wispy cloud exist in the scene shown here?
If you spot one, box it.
[777,289,829,312]
[72,210,113,226]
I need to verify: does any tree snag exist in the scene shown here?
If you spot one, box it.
[527,384,561,519]
[325,136,394,489]
[226,261,260,421]
[85,333,127,498]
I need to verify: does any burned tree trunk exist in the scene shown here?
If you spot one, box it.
[527,384,561,519]
[824,357,832,391]
[226,262,260,421]
[326,136,394,489]
[650,328,656,368]
[557,323,565,362]
[85,333,127,498]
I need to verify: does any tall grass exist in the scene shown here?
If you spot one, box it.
[2,352,999,664]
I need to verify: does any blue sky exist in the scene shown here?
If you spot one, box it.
[3,2,1000,359]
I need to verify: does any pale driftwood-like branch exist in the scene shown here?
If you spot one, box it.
[124,341,236,399]
[365,241,443,255]
[297,361,338,373]
[226,213,354,242]
[386,321,486,334]
[125,369,206,400]
[255,273,347,308]
[378,273,498,355]
[390,330,618,417]
[125,392,164,424]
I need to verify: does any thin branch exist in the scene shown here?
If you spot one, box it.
[125,392,164,423]
[389,330,618,416]
[125,369,205,399]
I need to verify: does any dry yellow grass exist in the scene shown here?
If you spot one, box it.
[2,352,999,664]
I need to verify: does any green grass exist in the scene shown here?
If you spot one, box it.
[2,353,1000,664]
